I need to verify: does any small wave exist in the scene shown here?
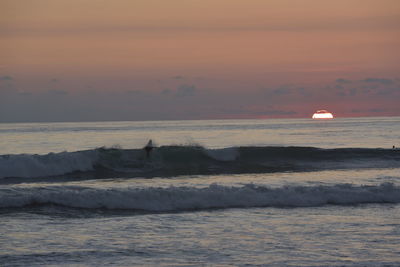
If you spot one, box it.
[1,146,399,180]
[1,183,399,212]
[0,150,98,179]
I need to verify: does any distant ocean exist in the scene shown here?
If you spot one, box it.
[1,117,400,266]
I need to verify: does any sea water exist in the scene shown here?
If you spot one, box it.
[1,117,400,266]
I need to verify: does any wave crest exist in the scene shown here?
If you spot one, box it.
[0,150,98,179]
[1,146,399,180]
[1,183,399,212]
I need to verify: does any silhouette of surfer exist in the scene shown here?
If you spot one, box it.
[144,139,154,158]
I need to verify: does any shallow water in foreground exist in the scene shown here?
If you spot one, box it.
[2,202,400,266]
[1,168,400,266]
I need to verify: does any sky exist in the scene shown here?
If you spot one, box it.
[1,0,399,122]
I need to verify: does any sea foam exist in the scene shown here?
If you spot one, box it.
[1,183,399,211]
[0,150,98,178]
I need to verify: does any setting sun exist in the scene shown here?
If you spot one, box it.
[312,110,334,119]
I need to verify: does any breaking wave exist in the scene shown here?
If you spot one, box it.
[1,146,399,180]
[1,183,399,212]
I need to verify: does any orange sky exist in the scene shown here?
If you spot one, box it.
[1,0,400,121]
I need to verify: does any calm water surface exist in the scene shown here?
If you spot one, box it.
[1,117,399,155]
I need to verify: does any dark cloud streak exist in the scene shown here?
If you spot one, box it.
[0,75,13,81]
[363,78,394,85]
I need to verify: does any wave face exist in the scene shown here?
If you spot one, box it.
[1,183,399,211]
[0,150,98,179]
[1,146,399,180]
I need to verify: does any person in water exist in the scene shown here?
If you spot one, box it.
[144,139,154,158]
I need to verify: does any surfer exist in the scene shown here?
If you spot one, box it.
[144,139,154,158]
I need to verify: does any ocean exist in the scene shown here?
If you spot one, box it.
[1,117,400,266]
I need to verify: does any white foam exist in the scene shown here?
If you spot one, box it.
[0,150,98,179]
[1,183,399,211]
